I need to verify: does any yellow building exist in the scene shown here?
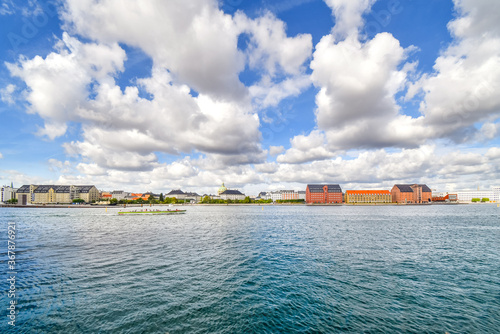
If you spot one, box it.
[75,186,100,203]
[16,185,37,205]
[33,185,56,203]
[16,184,100,204]
[345,190,392,204]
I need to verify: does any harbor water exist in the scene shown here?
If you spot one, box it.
[1,205,499,333]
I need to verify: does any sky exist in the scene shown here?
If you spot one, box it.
[0,0,499,196]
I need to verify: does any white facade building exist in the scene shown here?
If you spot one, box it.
[456,187,500,202]
[269,190,301,201]
[258,192,271,200]
[270,191,283,202]
[1,186,17,203]
[111,190,128,200]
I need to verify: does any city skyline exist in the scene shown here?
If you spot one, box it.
[1,0,500,196]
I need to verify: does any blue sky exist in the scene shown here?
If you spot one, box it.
[1,0,499,195]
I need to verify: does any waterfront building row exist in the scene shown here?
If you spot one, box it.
[162,187,246,202]
[98,186,246,203]
[305,184,433,204]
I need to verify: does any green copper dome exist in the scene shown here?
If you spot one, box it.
[218,183,227,195]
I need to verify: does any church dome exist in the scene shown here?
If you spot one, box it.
[218,183,227,195]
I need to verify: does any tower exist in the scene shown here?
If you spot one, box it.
[218,183,227,195]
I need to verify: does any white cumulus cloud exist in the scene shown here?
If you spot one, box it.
[324,0,376,40]
[406,0,500,142]
[7,0,317,173]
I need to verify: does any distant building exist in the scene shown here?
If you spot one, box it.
[164,190,201,202]
[432,193,458,202]
[111,191,128,201]
[268,190,300,202]
[456,187,500,202]
[203,194,221,200]
[165,189,186,199]
[184,192,202,203]
[16,185,100,204]
[298,191,306,200]
[306,184,342,204]
[391,184,432,204]
[128,193,156,201]
[143,192,160,200]
[281,190,299,200]
[257,192,271,200]
[219,189,246,201]
[100,192,113,200]
[270,191,282,202]
[16,185,35,205]
[1,185,17,203]
[345,190,392,204]
[217,183,227,196]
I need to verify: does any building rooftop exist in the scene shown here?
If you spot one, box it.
[75,186,96,193]
[346,190,391,195]
[33,185,55,193]
[394,184,432,193]
[220,189,244,195]
[54,186,70,193]
[17,185,32,193]
[307,184,342,193]
[166,189,185,196]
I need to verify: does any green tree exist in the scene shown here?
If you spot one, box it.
[6,198,18,204]
[471,198,480,202]
[243,196,252,203]
[159,193,164,202]
[481,198,490,202]
[171,197,178,204]
[109,198,118,205]
[73,198,85,204]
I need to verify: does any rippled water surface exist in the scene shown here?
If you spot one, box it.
[1,205,499,333]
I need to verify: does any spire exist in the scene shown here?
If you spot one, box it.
[218,182,227,195]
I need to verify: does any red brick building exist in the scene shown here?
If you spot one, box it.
[391,184,432,203]
[306,184,343,204]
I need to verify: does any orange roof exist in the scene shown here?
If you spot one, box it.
[101,194,112,198]
[345,190,391,195]
[131,194,151,200]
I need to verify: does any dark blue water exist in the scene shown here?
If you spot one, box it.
[1,205,499,333]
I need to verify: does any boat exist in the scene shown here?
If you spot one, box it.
[118,209,186,215]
